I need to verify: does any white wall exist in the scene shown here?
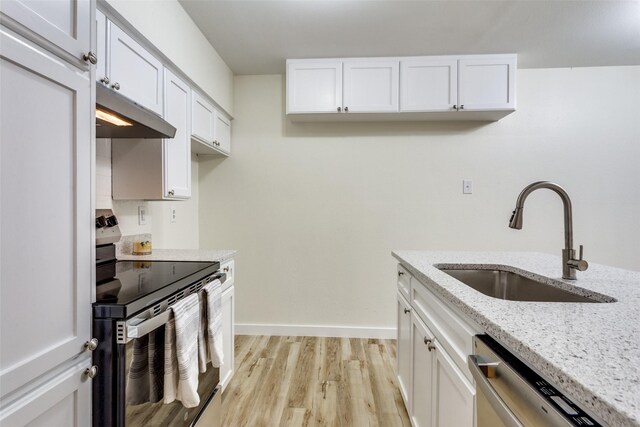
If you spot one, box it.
[96,139,199,249]
[105,0,234,114]
[198,66,640,331]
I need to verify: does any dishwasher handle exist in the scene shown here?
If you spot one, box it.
[468,355,524,427]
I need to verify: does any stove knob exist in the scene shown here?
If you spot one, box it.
[105,215,118,227]
[96,216,107,228]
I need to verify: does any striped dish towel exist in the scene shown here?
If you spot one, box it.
[199,279,224,368]
[125,326,165,405]
[164,293,201,408]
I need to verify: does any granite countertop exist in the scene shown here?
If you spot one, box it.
[117,248,237,263]
[392,251,640,427]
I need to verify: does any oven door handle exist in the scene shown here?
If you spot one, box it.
[126,272,227,342]
[127,310,171,340]
[468,355,524,427]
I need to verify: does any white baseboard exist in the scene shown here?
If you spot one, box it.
[235,323,396,339]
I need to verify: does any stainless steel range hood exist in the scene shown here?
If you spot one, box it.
[96,84,176,139]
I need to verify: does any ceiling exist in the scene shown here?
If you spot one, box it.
[179,0,640,75]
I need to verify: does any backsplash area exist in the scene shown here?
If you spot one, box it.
[96,138,200,249]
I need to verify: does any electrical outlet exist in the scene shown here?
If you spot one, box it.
[170,206,177,223]
[138,205,147,225]
[463,179,473,194]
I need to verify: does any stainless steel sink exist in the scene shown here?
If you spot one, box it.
[438,268,604,303]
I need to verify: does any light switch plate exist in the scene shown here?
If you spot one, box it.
[170,206,177,223]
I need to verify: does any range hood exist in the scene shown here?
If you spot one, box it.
[95,84,176,139]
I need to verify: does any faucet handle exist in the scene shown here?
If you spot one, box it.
[569,245,589,272]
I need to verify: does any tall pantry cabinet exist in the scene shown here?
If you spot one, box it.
[0,1,95,426]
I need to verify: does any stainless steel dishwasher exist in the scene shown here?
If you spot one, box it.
[469,335,603,427]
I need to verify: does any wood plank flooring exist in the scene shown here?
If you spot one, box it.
[221,336,410,427]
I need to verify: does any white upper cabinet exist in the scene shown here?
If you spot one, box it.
[400,57,458,112]
[343,59,399,112]
[112,70,192,201]
[95,9,107,84]
[458,55,516,111]
[287,54,516,121]
[287,60,343,113]
[192,91,215,144]
[0,0,91,67]
[192,90,231,156]
[108,22,164,115]
[164,69,191,199]
[214,112,231,154]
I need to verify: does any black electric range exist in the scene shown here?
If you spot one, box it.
[94,259,220,319]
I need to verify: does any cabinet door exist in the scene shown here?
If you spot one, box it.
[163,69,191,199]
[343,59,399,112]
[458,55,516,111]
[0,0,90,64]
[400,58,457,112]
[411,312,435,427]
[214,112,231,155]
[432,341,475,427]
[0,356,92,426]
[286,60,342,113]
[397,293,412,408]
[220,285,235,390]
[191,90,215,145]
[108,22,163,115]
[1,30,92,398]
[95,9,107,84]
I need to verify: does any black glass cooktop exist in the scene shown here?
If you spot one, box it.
[94,260,219,319]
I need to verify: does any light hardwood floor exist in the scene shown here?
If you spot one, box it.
[221,336,410,427]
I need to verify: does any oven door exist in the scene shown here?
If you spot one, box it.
[121,326,221,427]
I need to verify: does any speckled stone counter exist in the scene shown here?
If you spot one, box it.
[117,248,237,263]
[392,251,640,427]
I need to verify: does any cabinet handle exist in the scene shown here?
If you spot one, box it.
[403,308,411,314]
[84,338,99,351]
[168,189,175,196]
[398,271,404,276]
[337,107,342,112]
[84,365,98,379]
[344,106,349,112]
[83,52,97,64]
[424,337,432,345]
[100,77,110,85]
[460,105,465,110]
[223,266,230,273]
[428,343,436,352]
[453,105,458,110]
[111,82,120,90]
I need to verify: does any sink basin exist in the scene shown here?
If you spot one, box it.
[438,268,603,303]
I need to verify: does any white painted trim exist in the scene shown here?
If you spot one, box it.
[235,323,396,339]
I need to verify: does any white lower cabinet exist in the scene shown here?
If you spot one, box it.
[397,292,412,406]
[0,356,92,427]
[410,312,435,427]
[432,341,475,427]
[397,265,477,427]
[219,259,236,390]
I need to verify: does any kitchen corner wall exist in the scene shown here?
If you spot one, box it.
[198,66,640,331]
[96,139,199,249]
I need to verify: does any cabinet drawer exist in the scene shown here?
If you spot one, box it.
[411,277,480,382]
[397,265,411,301]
